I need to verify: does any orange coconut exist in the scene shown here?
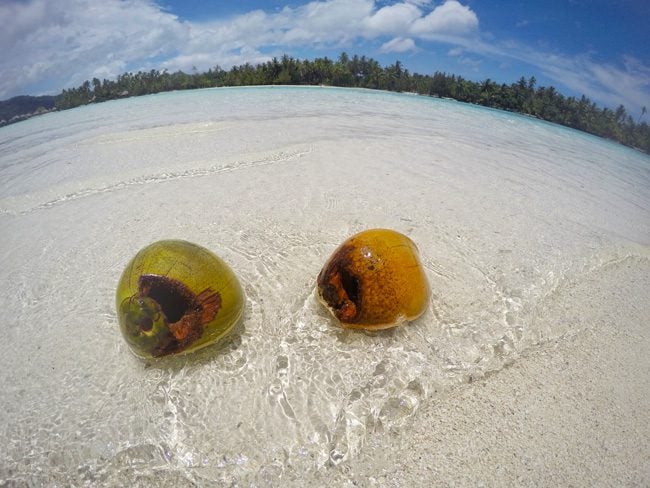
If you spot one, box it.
[317,229,430,330]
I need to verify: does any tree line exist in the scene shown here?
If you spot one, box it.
[30,53,650,153]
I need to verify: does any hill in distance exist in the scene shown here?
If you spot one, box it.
[0,95,57,125]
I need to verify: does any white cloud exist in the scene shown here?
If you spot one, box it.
[426,28,650,110]
[0,0,480,99]
[536,54,650,111]
[0,0,647,112]
[404,0,431,5]
[457,56,482,71]
[0,0,188,98]
[380,37,417,53]
[411,0,478,36]
[460,35,650,110]
[364,3,421,36]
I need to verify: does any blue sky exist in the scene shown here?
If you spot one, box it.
[1,0,648,113]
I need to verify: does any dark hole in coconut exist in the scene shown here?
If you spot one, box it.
[139,316,153,332]
[322,284,340,308]
[139,274,194,324]
[340,268,360,308]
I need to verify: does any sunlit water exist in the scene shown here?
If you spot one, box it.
[1,86,649,485]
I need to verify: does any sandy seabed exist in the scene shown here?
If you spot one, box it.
[0,86,648,486]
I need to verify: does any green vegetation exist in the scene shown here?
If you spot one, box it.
[4,53,650,153]
[0,95,56,124]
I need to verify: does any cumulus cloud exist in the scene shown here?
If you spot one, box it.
[411,0,478,36]
[380,37,417,53]
[0,0,480,99]
[364,3,421,36]
[0,0,647,111]
[404,0,432,6]
[0,0,188,98]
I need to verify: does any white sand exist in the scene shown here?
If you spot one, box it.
[325,254,650,487]
[0,87,648,486]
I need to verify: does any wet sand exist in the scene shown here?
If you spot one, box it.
[328,257,650,487]
[0,87,648,486]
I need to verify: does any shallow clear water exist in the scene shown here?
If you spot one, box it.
[1,86,649,485]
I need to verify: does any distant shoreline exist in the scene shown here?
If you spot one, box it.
[1,53,648,154]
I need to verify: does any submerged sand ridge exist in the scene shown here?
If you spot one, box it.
[0,87,648,485]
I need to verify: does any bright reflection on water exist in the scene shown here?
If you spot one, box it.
[0,87,649,485]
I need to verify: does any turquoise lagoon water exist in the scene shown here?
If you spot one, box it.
[0,86,648,485]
